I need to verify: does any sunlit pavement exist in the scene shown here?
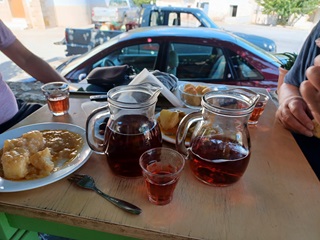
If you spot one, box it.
[1,24,67,81]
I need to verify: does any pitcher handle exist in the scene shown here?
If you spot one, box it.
[86,105,110,153]
[176,111,202,156]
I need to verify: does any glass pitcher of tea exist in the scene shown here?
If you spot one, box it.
[176,88,260,186]
[86,83,163,177]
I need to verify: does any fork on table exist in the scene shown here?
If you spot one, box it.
[68,174,142,215]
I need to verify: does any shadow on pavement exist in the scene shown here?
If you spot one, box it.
[1,56,65,81]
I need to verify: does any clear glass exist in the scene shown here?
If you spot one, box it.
[248,93,270,125]
[139,147,185,205]
[41,82,69,116]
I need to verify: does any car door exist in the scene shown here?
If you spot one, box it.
[168,42,231,81]
[166,41,268,87]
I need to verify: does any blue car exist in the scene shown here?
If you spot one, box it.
[63,6,277,56]
[9,27,282,91]
[139,6,277,53]
[60,27,281,89]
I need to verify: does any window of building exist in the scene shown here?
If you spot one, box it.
[230,5,238,17]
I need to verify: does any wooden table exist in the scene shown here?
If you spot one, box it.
[0,91,320,240]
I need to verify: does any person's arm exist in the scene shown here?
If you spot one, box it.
[283,21,320,88]
[276,82,314,136]
[275,21,320,137]
[301,63,320,124]
[1,39,67,83]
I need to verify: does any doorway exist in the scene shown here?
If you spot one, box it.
[8,0,26,18]
[230,5,238,17]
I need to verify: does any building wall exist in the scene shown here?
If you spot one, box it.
[208,0,254,23]
[1,0,46,29]
[157,0,320,25]
[9,0,26,18]
[1,0,91,28]
[23,0,46,29]
[0,0,13,22]
[40,0,57,27]
[51,0,91,27]
[155,0,255,23]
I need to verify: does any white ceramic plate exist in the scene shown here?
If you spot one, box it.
[0,122,92,192]
[156,107,198,146]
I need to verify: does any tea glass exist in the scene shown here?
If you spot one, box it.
[139,147,185,205]
[248,93,269,125]
[41,82,69,116]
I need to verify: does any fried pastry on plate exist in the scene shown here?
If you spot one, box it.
[1,148,30,179]
[180,83,211,107]
[158,109,186,136]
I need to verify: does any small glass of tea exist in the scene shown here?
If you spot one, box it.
[139,147,185,205]
[248,93,269,125]
[41,82,70,116]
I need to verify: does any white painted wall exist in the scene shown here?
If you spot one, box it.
[156,0,256,23]
[52,0,91,27]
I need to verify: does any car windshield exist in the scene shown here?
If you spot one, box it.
[59,35,122,75]
[233,36,281,65]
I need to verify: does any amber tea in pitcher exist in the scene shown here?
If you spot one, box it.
[176,88,259,186]
[104,114,162,177]
[188,136,250,186]
[86,83,163,177]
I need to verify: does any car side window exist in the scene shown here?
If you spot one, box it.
[169,43,226,80]
[97,43,159,74]
[180,13,202,27]
[150,11,165,26]
[110,0,128,7]
[229,51,263,80]
[168,13,178,26]
[167,12,202,27]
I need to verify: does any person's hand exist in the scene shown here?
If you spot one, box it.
[301,65,320,124]
[276,95,314,136]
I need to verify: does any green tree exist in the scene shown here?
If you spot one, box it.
[133,0,153,7]
[256,0,320,26]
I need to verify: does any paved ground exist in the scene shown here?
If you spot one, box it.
[0,26,66,81]
[0,22,313,81]
[220,21,312,53]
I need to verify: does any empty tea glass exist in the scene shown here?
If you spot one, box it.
[248,93,269,125]
[139,147,185,205]
[41,82,69,116]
